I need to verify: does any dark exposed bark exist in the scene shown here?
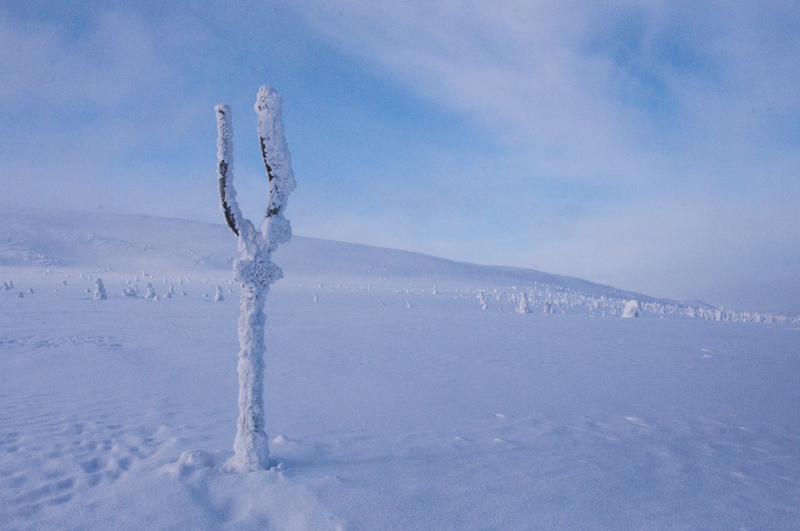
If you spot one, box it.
[218,161,239,236]
[259,135,281,219]
[259,137,275,182]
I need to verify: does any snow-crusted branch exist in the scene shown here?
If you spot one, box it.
[215,104,243,237]
[255,86,297,252]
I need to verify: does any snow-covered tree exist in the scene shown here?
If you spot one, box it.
[216,85,297,472]
[144,283,157,299]
[93,278,107,300]
[214,286,225,302]
[621,300,640,318]
[477,290,488,310]
[516,292,531,314]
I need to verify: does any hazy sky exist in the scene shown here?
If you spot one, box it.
[2,1,799,314]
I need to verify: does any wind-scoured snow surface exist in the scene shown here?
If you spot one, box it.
[1,209,799,530]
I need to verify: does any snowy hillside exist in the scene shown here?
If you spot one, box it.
[1,209,799,530]
[3,209,786,322]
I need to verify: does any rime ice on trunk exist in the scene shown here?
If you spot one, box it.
[215,86,296,472]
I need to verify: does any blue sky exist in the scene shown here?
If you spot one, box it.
[2,0,799,314]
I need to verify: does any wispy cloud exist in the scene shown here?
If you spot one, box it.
[294,0,800,190]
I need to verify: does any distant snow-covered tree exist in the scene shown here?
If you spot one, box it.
[621,300,640,318]
[216,86,297,472]
[214,286,225,302]
[516,292,531,314]
[478,291,488,310]
[144,283,157,299]
[93,279,107,300]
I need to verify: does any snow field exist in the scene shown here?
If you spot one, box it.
[1,211,799,529]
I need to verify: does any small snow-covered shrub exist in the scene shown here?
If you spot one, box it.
[214,286,225,302]
[122,285,138,297]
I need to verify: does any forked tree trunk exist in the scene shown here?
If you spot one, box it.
[215,86,296,471]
